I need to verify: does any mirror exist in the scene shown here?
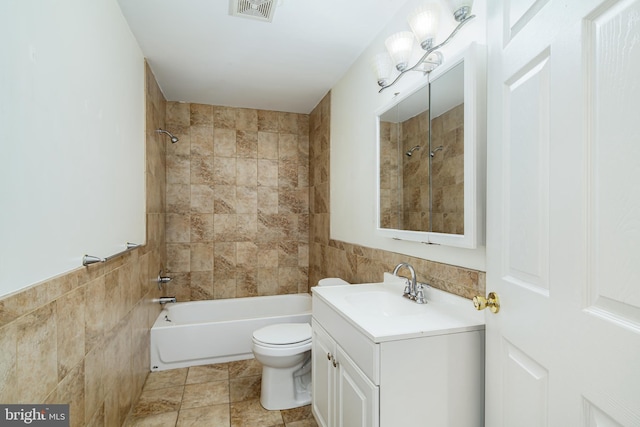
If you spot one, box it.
[376,44,485,248]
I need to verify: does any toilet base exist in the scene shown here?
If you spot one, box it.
[259,352,312,410]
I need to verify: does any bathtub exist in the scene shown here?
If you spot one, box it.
[150,293,312,371]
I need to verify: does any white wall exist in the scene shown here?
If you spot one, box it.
[330,0,487,270]
[0,0,145,296]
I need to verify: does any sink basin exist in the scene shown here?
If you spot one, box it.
[344,291,426,316]
[311,272,485,342]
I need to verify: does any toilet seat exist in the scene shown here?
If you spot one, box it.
[252,323,312,347]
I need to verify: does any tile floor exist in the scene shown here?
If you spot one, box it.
[124,359,318,427]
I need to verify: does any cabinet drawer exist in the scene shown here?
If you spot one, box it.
[313,296,380,384]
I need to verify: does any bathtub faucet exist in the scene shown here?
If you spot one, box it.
[158,297,177,305]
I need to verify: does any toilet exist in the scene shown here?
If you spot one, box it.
[251,277,349,410]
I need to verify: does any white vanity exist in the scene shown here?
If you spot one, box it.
[311,274,485,427]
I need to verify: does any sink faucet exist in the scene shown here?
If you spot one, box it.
[392,262,417,299]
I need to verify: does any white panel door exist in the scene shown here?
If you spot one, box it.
[486,0,640,425]
[312,321,335,427]
[336,347,379,427]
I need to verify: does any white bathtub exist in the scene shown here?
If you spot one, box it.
[150,293,312,371]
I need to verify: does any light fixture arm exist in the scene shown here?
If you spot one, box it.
[379,14,475,93]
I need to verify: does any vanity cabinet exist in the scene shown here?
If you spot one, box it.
[312,319,379,427]
[311,287,485,427]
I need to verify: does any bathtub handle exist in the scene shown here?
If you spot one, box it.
[157,270,172,289]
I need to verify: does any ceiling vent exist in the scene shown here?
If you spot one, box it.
[229,0,276,23]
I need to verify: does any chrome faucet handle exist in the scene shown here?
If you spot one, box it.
[414,284,427,304]
[402,278,412,298]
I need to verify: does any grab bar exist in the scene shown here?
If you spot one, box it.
[82,242,141,266]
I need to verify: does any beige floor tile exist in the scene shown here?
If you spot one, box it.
[281,405,313,424]
[127,363,320,427]
[286,419,318,427]
[177,404,230,427]
[143,368,188,390]
[229,375,261,402]
[229,358,262,378]
[186,364,229,384]
[124,411,179,426]
[230,399,283,427]
[132,386,183,416]
[182,380,229,409]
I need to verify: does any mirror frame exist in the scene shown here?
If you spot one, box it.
[375,43,486,248]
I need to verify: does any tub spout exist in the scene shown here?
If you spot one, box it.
[158,297,176,305]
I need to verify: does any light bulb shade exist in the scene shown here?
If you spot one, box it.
[372,52,393,87]
[447,0,473,21]
[408,3,441,50]
[385,31,415,71]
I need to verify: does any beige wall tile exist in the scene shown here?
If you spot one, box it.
[190,185,214,214]
[190,156,215,186]
[236,108,258,131]
[237,214,258,241]
[190,103,213,126]
[166,243,191,273]
[190,126,214,157]
[84,343,105,424]
[166,214,191,243]
[46,363,85,427]
[213,106,236,129]
[236,186,257,214]
[213,157,236,186]
[56,288,85,381]
[257,187,278,214]
[190,271,214,300]
[257,159,278,187]
[0,322,18,403]
[190,243,214,272]
[214,129,237,157]
[190,214,214,242]
[236,130,257,158]
[15,303,57,402]
[257,110,278,132]
[84,276,106,353]
[236,158,257,186]
[236,268,258,297]
[258,132,279,159]
[166,102,190,127]
[213,278,237,299]
[278,112,298,134]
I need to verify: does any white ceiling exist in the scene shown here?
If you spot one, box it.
[117,0,409,114]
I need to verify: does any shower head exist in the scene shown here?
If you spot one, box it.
[156,128,179,143]
[405,145,421,157]
[430,146,444,157]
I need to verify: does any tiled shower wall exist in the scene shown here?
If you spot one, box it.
[402,109,431,231]
[373,105,465,235]
[0,63,167,426]
[164,102,311,300]
[431,103,465,234]
[309,93,485,300]
[378,120,401,229]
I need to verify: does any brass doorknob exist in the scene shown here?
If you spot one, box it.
[473,292,500,313]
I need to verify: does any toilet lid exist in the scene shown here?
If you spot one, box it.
[253,323,312,345]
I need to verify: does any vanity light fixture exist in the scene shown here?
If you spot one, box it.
[374,0,475,92]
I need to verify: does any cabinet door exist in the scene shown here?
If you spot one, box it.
[336,347,379,427]
[312,321,335,427]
